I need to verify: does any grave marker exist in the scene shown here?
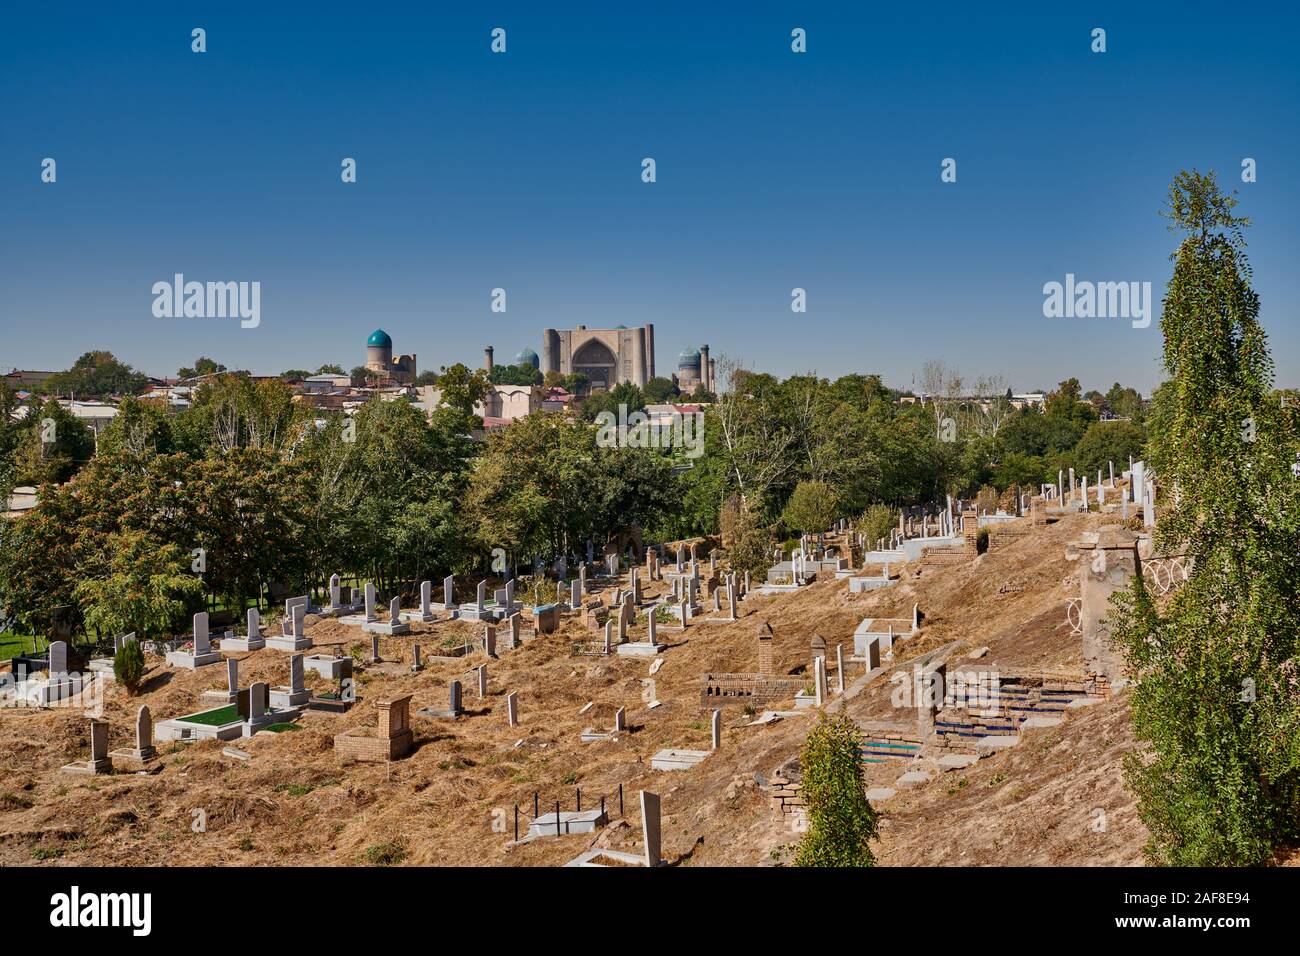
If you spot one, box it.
[641,791,662,867]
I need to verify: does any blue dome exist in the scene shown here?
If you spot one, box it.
[677,348,701,369]
[515,348,540,369]
[367,329,392,348]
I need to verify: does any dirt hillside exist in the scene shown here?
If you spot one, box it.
[0,512,1152,867]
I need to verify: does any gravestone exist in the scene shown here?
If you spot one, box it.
[135,706,156,759]
[506,691,519,727]
[646,605,658,646]
[484,625,497,659]
[641,791,662,867]
[711,709,721,751]
[477,663,488,698]
[64,718,112,774]
[603,620,614,653]
[193,612,211,654]
[443,575,455,608]
[614,706,626,732]
[329,574,342,607]
[509,613,521,648]
[364,583,378,623]
[810,634,827,661]
[49,640,69,677]
[411,644,422,671]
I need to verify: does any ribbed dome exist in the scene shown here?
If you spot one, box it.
[367,329,392,348]
[677,348,701,369]
[515,348,540,369]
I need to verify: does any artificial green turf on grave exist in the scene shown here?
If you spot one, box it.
[179,705,240,726]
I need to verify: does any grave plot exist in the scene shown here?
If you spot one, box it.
[510,785,625,844]
[306,651,356,713]
[399,579,439,624]
[266,601,313,651]
[157,681,301,741]
[165,612,222,669]
[2,640,91,707]
[221,608,266,652]
[580,706,626,742]
[60,718,112,776]
[334,695,414,762]
[365,595,410,636]
[565,791,662,868]
[698,622,805,708]
[108,705,160,772]
[319,574,364,617]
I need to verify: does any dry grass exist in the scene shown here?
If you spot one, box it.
[0,513,1155,866]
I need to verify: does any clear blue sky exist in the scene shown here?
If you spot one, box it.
[2,1,1296,395]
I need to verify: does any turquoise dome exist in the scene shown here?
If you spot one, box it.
[515,348,540,369]
[677,348,701,369]
[367,329,392,348]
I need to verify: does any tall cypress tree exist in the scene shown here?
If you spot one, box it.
[1111,170,1300,865]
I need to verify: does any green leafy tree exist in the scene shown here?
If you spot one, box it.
[436,364,492,417]
[1105,382,1145,420]
[97,396,175,457]
[46,350,149,398]
[643,376,679,404]
[1109,170,1300,866]
[178,357,227,379]
[854,504,896,550]
[12,399,95,485]
[76,532,203,640]
[315,363,344,376]
[795,713,878,867]
[1072,420,1147,478]
[781,480,838,534]
[488,363,542,386]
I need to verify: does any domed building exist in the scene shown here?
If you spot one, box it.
[674,344,714,395]
[363,328,417,384]
[514,348,540,370]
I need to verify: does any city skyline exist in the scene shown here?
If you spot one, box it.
[2,3,1297,394]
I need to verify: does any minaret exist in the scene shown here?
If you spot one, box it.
[700,344,711,393]
[484,346,494,371]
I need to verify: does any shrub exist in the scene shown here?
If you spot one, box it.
[363,840,407,866]
[113,641,146,695]
[794,713,878,867]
